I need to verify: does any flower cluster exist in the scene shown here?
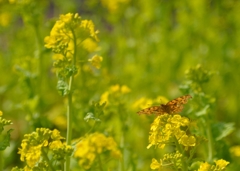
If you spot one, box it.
[148,114,196,149]
[150,151,182,170]
[197,159,229,171]
[44,13,102,96]
[0,111,12,128]
[100,84,131,105]
[74,132,121,169]
[44,13,101,76]
[132,96,168,111]
[45,13,99,55]
[16,128,73,170]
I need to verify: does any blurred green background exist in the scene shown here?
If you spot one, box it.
[1,0,240,170]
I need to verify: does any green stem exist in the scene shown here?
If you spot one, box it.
[174,136,188,171]
[64,28,77,171]
[42,149,54,171]
[206,116,213,162]
[65,88,73,171]
[97,154,104,171]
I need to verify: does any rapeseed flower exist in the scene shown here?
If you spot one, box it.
[17,128,73,170]
[100,84,131,105]
[214,159,230,170]
[44,13,99,58]
[150,158,162,170]
[230,145,240,157]
[74,132,121,169]
[88,55,103,69]
[197,159,229,171]
[82,38,100,52]
[150,151,182,170]
[148,114,196,149]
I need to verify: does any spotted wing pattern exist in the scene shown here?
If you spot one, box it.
[137,95,192,115]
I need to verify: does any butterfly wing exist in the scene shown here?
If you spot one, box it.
[137,106,165,115]
[137,95,192,115]
[166,95,192,114]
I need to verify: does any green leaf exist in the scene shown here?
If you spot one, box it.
[57,79,69,96]
[212,122,235,141]
[195,105,210,116]
[0,129,13,151]
[84,113,101,122]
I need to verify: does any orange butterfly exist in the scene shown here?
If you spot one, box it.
[137,95,192,115]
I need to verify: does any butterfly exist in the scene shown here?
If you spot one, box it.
[137,95,192,115]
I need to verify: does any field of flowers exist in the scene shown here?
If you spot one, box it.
[1,0,240,171]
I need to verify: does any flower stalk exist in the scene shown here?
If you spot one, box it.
[65,28,76,171]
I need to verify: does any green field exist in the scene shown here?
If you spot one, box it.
[1,0,240,170]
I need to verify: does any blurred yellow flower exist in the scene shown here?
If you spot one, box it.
[100,91,109,105]
[49,140,63,149]
[52,115,67,130]
[150,158,162,170]
[82,38,100,52]
[100,84,131,106]
[197,162,211,171]
[88,55,103,69]
[0,12,12,27]
[133,97,153,110]
[121,85,131,94]
[51,129,63,140]
[80,19,99,41]
[178,135,196,149]
[214,159,230,170]
[197,159,229,171]
[101,0,130,13]
[230,145,240,157]
[74,132,121,169]
[110,84,120,92]
[0,110,2,116]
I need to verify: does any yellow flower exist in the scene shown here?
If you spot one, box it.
[214,159,229,170]
[150,158,162,170]
[59,13,80,25]
[49,140,63,149]
[121,85,131,94]
[51,129,63,140]
[101,0,130,13]
[110,84,120,92]
[132,97,153,110]
[0,110,2,116]
[100,91,109,105]
[197,159,229,171]
[82,38,100,52]
[178,134,196,147]
[230,145,240,157]
[80,20,99,41]
[18,128,73,169]
[148,114,194,149]
[74,133,121,169]
[197,162,211,171]
[24,145,42,168]
[88,55,103,69]
[45,13,99,58]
